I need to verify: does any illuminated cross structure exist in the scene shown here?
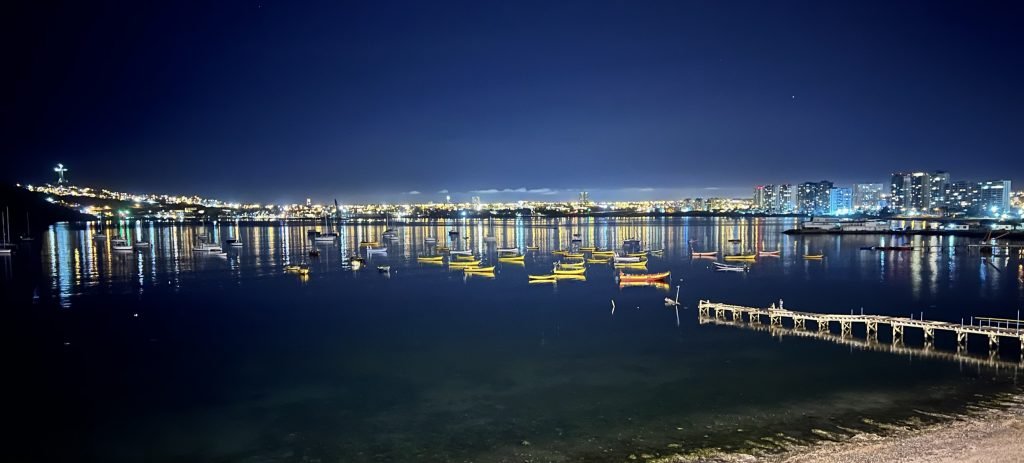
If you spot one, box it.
[54,163,68,184]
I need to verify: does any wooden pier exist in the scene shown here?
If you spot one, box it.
[697,300,1024,352]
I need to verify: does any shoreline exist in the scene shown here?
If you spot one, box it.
[658,393,1024,463]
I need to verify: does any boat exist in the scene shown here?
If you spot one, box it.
[225,239,243,247]
[359,240,380,247]
[366,246,388,254]
[528,274,557,281]
[93,233,107,240]
[727,239,742,243]
[449,250,473,256]
[614,261,648,269]
[134,241,151,248]
[498,254,525,261]
[618,270,671,282]
[484,236,497,242]
[551,250,568,256]
[724,254,756,260]
[758,250,780,256]
[691,251,717,257]
[552,267,586,275]
[496,247,518,253]
[309,248,321,257]
[0,208,14,255]
[313,233,338,243]
[285,264,310,275]
[579,246,596,252]
[558,262,585,269]
[591,250,616,257]
[563,253,584,258]
[453,254,477,261]
[803,254,825,259]
[193,241,224,252]
[618,280,671,291]
[448,229,459,239]
[425,237,437,244]
[526,245,539,251]
[382,229,398,240]
[111,237,133,251]
[623,238,641,246]
[377,265,391,273]
[586,258,609,264]
[627,252,649,257]
[464,266,495,273]
[437,246,450,252]
[418,255,444,262]
[612,255,643,263]
[715,266,747,272]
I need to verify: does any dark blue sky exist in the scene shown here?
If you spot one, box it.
[6,1,1023,203]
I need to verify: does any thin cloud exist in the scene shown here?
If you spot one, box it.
[437,189,449,194]
[405,190,421,195]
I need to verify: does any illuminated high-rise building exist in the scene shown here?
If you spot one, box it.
[797,181,833,215]
[828,187,853,215]
[853,183,884,212]
[979,180,1011,216]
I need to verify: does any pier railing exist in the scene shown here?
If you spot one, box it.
[697,300,1024,358]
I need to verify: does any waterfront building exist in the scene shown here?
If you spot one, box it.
[944,181,981,216]
[852,183,884,212]
[889,171,948,215]
[753,184,794,214]
[828,187,853,215]
[797,181,833,215]
[979,180,1012,216]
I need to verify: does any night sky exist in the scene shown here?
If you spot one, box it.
[6,1,1023,203]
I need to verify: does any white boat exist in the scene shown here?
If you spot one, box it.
[134,241,151,248]
[111,237,133,251]
[366,246,388,254]
[425,237,437,244]
[382,229,398,240]
[612,255,642,263]
[484,236,496,242]
[93,233,107,240]
[449,250,473,256]
[193,242,223,252]
[496,247,518,253]
[225,239,243,247]
[0,208,13,255]
[712,262,747,272]
[313,233,338,242]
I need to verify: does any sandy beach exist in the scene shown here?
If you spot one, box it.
[655,394,1024,463]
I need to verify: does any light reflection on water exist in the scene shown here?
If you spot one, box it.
[17,217,1024,461]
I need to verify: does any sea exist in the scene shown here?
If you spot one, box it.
[3,217,1023,462]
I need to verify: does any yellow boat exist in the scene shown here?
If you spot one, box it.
[614,261,648,269]
[803,254,825,259]
[551,250,567,256]
[417,255,444,261]
[586,258,610,264]
[559,262,585,269]
[724,254,757,260]
[449,259,482,266]
[285,265,311,275]
[528,278,556,284]
[464,266,495,273]
[497,253,524,261]
[591,251,616,257]
[359,241,379,247]
[553,267,586,275]
[563,253,584,258]
[437,246,450,252]
[627,251,649,257]
[528,274,557,281]
[454,254,477,261]
[579,246,596,251]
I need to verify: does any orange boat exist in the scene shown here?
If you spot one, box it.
[618,271,671,282]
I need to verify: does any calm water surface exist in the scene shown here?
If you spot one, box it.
[4,217,1024,462]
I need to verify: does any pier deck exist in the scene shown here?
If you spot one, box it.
[697,300,1024,350]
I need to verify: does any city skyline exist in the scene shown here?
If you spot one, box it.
[6,1,1024,202]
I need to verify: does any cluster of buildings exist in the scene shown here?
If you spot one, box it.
[754,171,1016,218]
